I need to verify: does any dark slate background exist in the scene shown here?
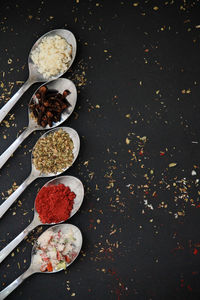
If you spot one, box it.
[0,0,200,299]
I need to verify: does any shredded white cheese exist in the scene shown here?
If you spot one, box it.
[31,34,72,79]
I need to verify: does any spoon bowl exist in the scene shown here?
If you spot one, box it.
[0,29,76,123]
[0,175,84,264]
[31,126,80,178]
[28,78,77,129]
[29,29,77,82]
[0,224,82,299]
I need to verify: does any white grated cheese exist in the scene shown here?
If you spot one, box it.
[31,35,72,79]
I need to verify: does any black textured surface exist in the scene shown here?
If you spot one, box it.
[1,1,200,299]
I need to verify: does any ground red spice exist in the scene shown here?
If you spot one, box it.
[35,184,76,223]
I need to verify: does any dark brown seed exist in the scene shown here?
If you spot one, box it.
[61,103,67,109]
[63,90,70,97]
[41,120,47,127]
[36,93,41,99]
[53,115,60,122]
[46,89,57,96]
[43,102,49,107]
[38,86,47,94]
[40,106,46,113]
[56,98,65,107]
[46,93,58,99]
[42,115,47,121]
[46,111,53,118]
[29,85,71,128]
[47,118,53,127]
[57,93,62,99]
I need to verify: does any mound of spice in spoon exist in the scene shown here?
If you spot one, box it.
[29,85,71,128]
[32,128,74,174]
[35,184,76,223]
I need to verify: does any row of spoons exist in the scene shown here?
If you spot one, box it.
[0,28,77,168]
[0,29,84,299]
[0,29,78,215]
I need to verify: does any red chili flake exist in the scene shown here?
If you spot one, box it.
[187,285,192,291]
[160,151,165,156]
[88,224,93,230]
[144,49,149,52]
[180,279,184,288]
[139,149,143,156]
[196,204,200,208]
[193,248,198,255]
[108,269,117,276]
[192,271,198,275]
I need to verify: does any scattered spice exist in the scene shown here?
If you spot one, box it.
[29,85,71,127]
[35,184,76,223]
[32,128,74,174]
[169,162,177,168]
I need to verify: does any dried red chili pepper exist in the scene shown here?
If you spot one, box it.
[29,85,71,128]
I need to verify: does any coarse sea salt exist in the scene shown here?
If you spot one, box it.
[31,35,72,79]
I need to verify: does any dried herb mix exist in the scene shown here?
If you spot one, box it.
[32,129,74,174]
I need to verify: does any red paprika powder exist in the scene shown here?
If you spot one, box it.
[35,184,76,224]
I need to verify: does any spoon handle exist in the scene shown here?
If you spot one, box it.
[0,172,37,218]
[0,217,38,264]
[0,126,34,169]
[0,267,35,299]
[0,78,34,123]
